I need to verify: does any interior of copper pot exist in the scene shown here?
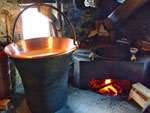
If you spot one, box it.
[4,37,78,59]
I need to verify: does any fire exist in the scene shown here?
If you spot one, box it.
[89,78,131,96]
[99,79,118,96]
[105,79,111,84]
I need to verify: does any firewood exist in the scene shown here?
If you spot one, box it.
[97,82,115,90]
[113,84,122,94]
[108,88,116,95]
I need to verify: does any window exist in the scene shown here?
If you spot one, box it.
[21,8,51,39]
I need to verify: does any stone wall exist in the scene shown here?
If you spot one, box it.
[68,0,120,40]
[0,0,24,94]
[0,0,20,44]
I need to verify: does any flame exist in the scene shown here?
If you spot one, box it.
[89,78,127,96]
[99,79,118,96]
[105,79,111,84]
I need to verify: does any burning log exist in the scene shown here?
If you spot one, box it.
[108,87,117,96]
[112,84,122,94]
[97,82,116,95]
[89,78,131,96]
[89,78,115,89]
[98,84,118,96]
[98,82,115,89]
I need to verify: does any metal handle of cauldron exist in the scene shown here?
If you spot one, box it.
[11,3,78,46]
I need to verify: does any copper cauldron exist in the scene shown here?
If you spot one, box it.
[4,3,78,113]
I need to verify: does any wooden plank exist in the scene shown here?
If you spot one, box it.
[132,83,150,99]
[129,89,147,108]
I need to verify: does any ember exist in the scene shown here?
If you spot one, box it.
[89,78,131,96]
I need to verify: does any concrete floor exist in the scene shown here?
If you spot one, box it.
[14,87,142,113]
[65,87,142,113]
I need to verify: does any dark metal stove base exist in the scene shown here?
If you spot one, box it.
[73,49,150,89]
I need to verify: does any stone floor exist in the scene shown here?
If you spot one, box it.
[65,87,141,113]
[12,87,142,113]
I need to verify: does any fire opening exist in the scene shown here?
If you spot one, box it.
[89,78,131,96]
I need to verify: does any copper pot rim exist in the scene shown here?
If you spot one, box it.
[5,48,77,59]
[4,37,78,59]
